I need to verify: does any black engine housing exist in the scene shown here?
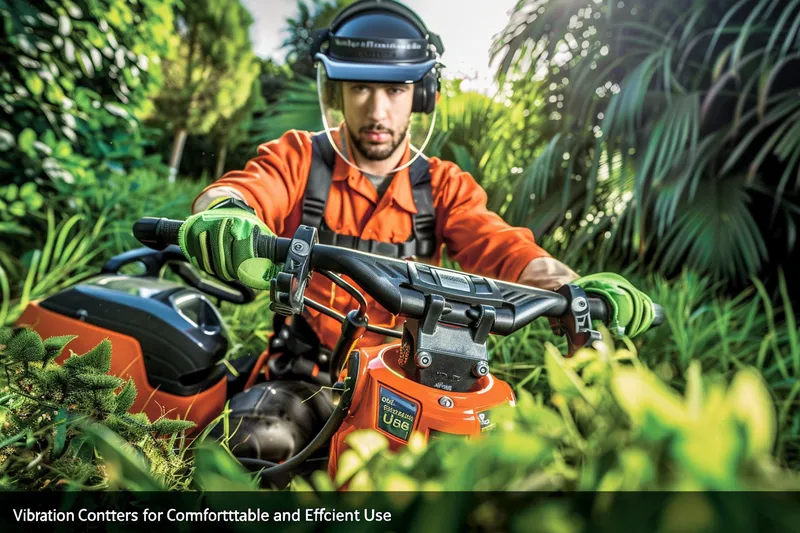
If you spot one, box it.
[218,381,333,466]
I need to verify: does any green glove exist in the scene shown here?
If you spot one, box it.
[178,197,280,290]
[573,272,655,338]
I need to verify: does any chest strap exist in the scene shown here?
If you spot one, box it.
[301,133,436,259]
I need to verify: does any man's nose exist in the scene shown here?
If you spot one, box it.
[366,89,391,122]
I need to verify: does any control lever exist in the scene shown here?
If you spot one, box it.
[168,262,255,304]
[549,284,602,356]
[270,225,318,316]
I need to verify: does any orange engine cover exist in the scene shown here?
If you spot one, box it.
[327,342,515,480]
[16,302,226,434]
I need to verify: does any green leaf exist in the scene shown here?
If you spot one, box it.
[86,423,165,491]
[4,184,18,201]
[17,129,36,155]
[8,201,26,217]
[73,373,124,390]
[62,339,112,373]
[191,441,258,491]
[728,368,776,458]
[345,429,389,461]
[52,408,67,457]
[6,327,46,362]
[544,343,590,402]
[25,75,43,97]
[334,449,365,487]
[114,379,137,415]
[148,417,195,436]
[42,334,77,363]
[18,182,36,198]
[0,327,13,345]
[611,367,687,439]
[54,141,72,158]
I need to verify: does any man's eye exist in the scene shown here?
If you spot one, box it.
[351,85,368,92]
[389,87,407,95]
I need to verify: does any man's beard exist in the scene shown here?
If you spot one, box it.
[347,122,409,161]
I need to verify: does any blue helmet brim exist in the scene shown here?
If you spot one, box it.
[316,54,437,84]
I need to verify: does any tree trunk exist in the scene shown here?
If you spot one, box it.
[215,141,228,178]
[168,128,188,183]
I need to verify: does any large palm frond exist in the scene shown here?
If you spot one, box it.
[491,0,800,283]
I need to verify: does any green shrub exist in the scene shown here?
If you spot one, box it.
[0,327,194,489]
[0,0,177,187]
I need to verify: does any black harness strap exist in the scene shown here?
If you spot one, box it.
[301,133,436,259]
[301,134,337,229]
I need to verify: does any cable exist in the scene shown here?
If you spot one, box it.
[303,297,402,338]
[318,269,368,311]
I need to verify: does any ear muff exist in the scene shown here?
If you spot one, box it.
[412,69,439,115]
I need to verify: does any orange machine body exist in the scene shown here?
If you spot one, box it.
[17,302,226,434]
[327,342,516,479]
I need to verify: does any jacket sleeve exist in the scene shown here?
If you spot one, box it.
[192,130,313,235]
[433,161,551,282]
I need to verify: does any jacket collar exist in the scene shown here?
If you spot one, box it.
[329,126,418,214]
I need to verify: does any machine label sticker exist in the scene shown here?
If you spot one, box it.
[378,386,418,442]
[477,410,496,432]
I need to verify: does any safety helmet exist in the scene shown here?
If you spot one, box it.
[310,0,445,174]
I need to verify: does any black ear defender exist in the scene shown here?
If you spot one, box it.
[311,0,444,115]
[412,69,439,114]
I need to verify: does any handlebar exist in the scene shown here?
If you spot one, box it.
[133,217,664,337]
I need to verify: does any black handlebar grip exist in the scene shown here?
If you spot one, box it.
[133,217,183,250]
[255,228,279,262]
[588,298,608,323]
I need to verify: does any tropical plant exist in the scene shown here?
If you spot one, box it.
[235,0,357,145]
[491,0,800,286]
[0,327,193,489]
[323,341,787,492]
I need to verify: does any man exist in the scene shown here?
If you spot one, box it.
[179,0,654,366]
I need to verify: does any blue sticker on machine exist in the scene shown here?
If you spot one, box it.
[378,386,418,441]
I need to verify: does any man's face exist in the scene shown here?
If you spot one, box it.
[341,82,413,162]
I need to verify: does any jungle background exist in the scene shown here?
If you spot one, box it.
[1,0,800,530]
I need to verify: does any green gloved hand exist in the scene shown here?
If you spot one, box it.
[573,272,655,338]
[178,197,280,290]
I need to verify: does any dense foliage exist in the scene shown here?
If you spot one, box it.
[0,327,193,489]
[0,0,176,188]
[490,0,800,288]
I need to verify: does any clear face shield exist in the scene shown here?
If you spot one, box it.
[316,63,438,175]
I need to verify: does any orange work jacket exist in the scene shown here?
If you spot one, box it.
[194,129,551,350]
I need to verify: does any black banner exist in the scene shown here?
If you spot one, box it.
[2,491,800,533]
